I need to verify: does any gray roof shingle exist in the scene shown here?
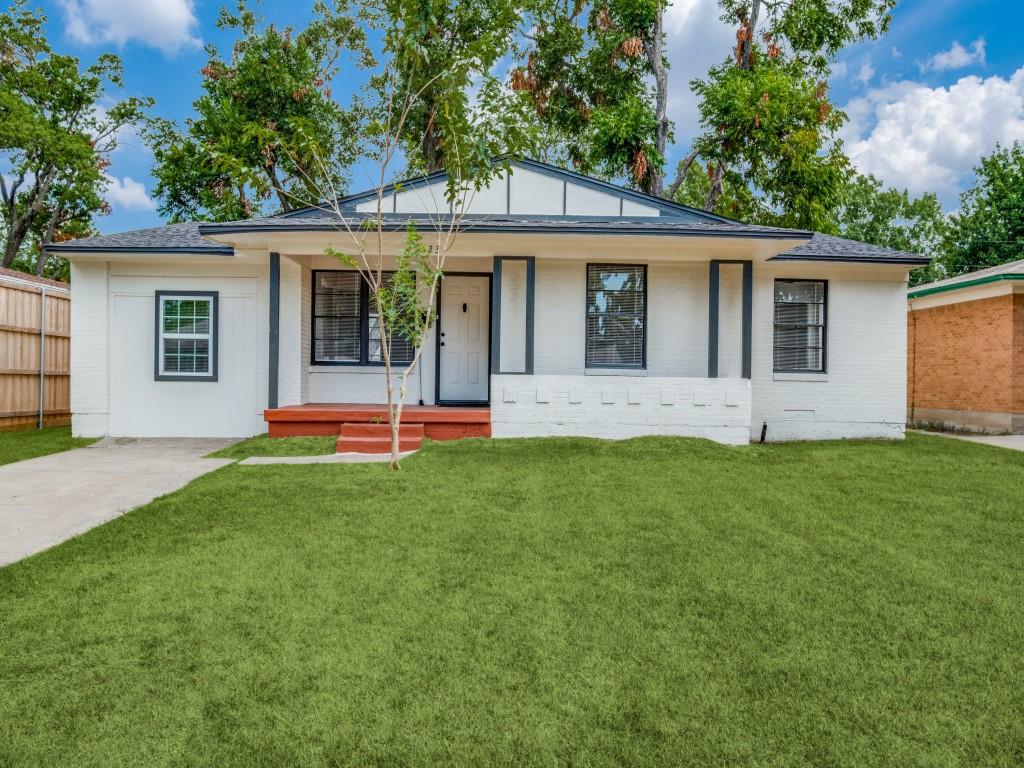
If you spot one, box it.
[46,221,233,254]
[774,233,929,265]
[197,212,810,239]
[45,214,930,266]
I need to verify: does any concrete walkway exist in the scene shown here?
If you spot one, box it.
[239,450,417,465]
[0,438,233,567]
[913,430,1024,452]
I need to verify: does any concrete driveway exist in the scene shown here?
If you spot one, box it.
[0,438,234,567]
[913,430,1024,452]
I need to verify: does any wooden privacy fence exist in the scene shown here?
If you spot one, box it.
[0,268,71,431]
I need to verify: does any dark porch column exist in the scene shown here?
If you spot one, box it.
[268,252,280,409]
[707,259,753,379]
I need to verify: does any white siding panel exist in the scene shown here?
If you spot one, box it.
[464,171,508,215]
[278,256,303,407]
[395,182,448,214]
[355,194,393,213]
[621,199,659,216]
[104,267,266,437]
[565,183,621,216]
[498,260,527,372]
[717,264,744,378]
[508,167,564,215]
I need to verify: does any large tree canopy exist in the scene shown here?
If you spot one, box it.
[371,0,538,179]
[0,0,150,276]
[942,142,1024,278]
[835,173,948,285]
[514,0,671,195]
[679,0,895,230]
[146,1,372,222]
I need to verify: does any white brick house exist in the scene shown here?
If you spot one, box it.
[49,159,926,446]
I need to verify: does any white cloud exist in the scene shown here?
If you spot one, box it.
[841,68,1024,205]
[856,61,875,86]
[891,47,902,60]
[57,0,200,56]
[922,38,986,73]
[104,175,156,211]
[663,0,735,149]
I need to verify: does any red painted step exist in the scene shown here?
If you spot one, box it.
[338,422,424,439]
[335,435,423,454]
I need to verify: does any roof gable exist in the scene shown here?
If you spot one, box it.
[281,158,733,224]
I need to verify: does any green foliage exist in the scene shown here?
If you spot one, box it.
[836,173,948,285]
[368,0,538,179]
[943,142,1024,278]
[516,0,668,191]
[375,225,438,356]
[685,0,893,226]
[0,0,151,275]
[146,1,371,222]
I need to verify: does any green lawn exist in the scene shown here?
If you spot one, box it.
[207,433,336,459]
[2,433,1023,767]
[0,425,97,466]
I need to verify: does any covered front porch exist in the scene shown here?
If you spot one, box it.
[265,241,761,446]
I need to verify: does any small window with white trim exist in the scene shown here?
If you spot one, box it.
[155,291,218,381]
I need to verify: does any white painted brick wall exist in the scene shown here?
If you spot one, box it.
[491,374,751,445]
[277,256,303,407]
[750,264,908,441]
[70,261,110,437]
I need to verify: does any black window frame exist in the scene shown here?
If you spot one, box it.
[154,290,219,382]
[773,279,828,374]
[585,263,647,370]
[311,269,416,367]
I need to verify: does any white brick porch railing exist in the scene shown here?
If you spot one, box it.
[490,374,752,445]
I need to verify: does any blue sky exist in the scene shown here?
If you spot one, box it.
[29,0,1022,234]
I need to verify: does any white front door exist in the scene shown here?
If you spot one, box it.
[439,275,490,402]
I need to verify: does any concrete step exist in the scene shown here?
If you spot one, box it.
[335,435,423,454]
[338,422,425,438]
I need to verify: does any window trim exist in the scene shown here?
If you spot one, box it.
[154,290,219,382]
[584,262,647,371]
[310,269,415,367]
[773,278,828,374]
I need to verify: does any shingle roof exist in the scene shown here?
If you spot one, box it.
[44,214,930,267]
[773,233,930,265]
[909,258,1024,296]
[196,213,811,240]
[46,221,233,254]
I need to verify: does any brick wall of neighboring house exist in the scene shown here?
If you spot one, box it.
[1015,294,1024,414]
[907,293,1021,424]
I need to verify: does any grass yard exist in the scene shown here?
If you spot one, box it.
[0,425,97,466]
[2,433,1023,767]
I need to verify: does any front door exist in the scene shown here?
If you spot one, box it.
[438,275,490,403]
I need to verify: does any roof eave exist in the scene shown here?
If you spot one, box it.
[771,254,930,266]
[197,221,812,240]
[908,273,1024,298]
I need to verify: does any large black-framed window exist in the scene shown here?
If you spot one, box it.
[585,264,646,369]
[154,291,218,382]
[774,279,827,373]
[312,270,415,366]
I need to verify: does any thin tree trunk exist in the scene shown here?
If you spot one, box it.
[705,162,724,212]
[266,163,293,211]
[666,149,700,201]
[646,7,669,197]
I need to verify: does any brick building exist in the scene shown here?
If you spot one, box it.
[907,260,1024,433]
